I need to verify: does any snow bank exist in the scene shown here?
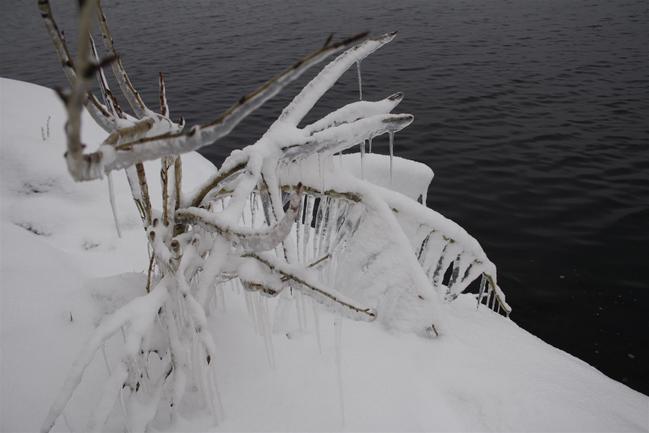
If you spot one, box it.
[1,78,647,432]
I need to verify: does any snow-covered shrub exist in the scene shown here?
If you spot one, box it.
[38,0,509,430]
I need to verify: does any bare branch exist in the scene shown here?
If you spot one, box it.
[96,0,148,117]
[89,33,124,119]
[38,0,115,132]
[159,72,169,117]
[173,156,182,212]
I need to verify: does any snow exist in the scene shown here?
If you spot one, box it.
[1,78,647,432]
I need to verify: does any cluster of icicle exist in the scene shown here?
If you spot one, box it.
[39,0,509,429]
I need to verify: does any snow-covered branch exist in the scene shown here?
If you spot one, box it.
[282,113,413,161]
[303,92,404,135]
[176,184,303,252]
[246,253,377,321]
[39,1,511,428]
[277,32,396,126]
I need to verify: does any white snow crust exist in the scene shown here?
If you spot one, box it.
[1,78,647,432]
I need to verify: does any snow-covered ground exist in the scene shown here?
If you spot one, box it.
[1,78,647,432]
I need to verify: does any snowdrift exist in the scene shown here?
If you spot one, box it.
[1,78,647,432]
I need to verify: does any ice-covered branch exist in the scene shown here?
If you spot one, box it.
[89,33,124,120]
[281,113,413,160]
[303,92,404,135]
[189,158,249,207]
[54,25,369,180]
[102,118,154,146]
[277,32,396,126]
[176,184,303,252]
[247,253,377,321]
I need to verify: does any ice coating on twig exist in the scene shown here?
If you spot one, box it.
[281,114,413,161]
[176,184,303,252]
[277,33,396,126]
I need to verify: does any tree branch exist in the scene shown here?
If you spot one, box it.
[176,184,303,252]
[247,252,377,321]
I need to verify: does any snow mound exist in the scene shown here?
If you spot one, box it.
[1,78,647,432]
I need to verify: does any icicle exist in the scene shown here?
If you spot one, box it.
[200,356,219,425]
[334,317,345,426]
[209,367,225,422]
[219,285,227,312]
[106,172,122,238]
[318,197,332,257]
[261,297,276,367]
[248,291,260,334]
[256,295,275,368]
[303,195,314,263]
[311,300,322,354]
[477,274,487,310]
[295,291,306,331]
[295,195,305,263]
[101,343,112,375]
[260,189,273,227]
[323,200,340,254]
[355,60,363,101]
[118,387,130,433]
[62,411,74,433]
[313,197,326,259]
[244,291,255,320]
[388,131,394,186]
[241,201,247,226]
[360,140,366,179]
[311,201,320,261]
[329,201,350,253]
[318,153,325,194]
[368,136,373,154]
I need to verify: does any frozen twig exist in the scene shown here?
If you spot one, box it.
[176,184,303,252]
[41,281,169,433]
[277,32,396,126]
[247,253,377,321]
[282,114,413,161]
[37,0,115,132]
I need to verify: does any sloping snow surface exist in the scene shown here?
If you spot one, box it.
[1,78,647,432]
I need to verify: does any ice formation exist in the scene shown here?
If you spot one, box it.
[0,1,641,432]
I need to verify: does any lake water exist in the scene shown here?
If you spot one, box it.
[2,0,647,394]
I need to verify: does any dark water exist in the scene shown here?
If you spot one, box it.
[2,0,648,394]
